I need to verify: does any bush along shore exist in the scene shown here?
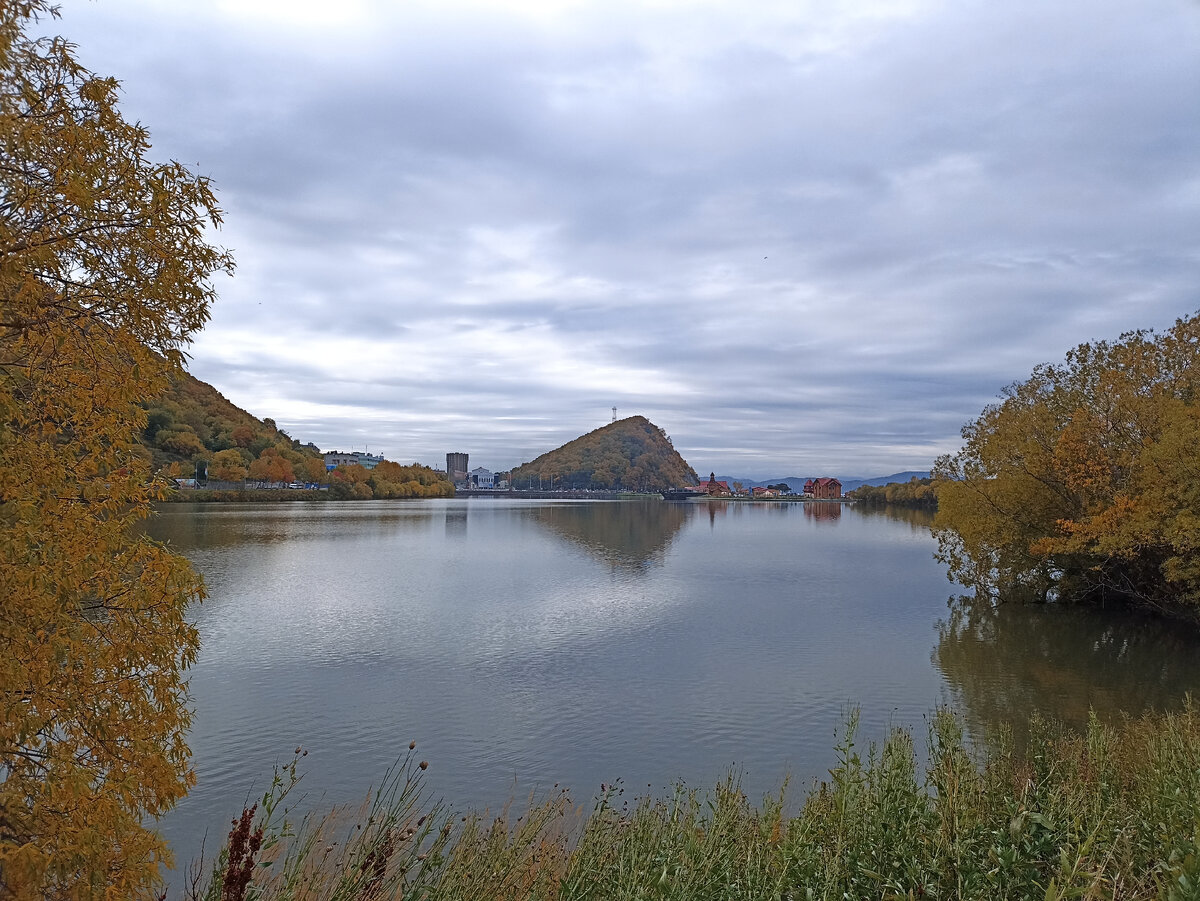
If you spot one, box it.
[179,704,1200,901]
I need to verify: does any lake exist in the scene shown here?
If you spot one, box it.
[147,498,1200,873]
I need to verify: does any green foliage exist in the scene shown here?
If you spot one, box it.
[512,416,698,491]
[849,476,937,508]
[934,312,1200,617]
[190,704,1200,900]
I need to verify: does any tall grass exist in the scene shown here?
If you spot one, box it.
[181,702,1200,900]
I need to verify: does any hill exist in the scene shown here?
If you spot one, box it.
[511,417,698,492]
[140,368,326,480]
[140,369,452,499]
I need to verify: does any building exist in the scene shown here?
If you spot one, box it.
[446,452,469,485]
[324,450,386,471]
[469,467,495,489]
[324,451,359,471]
[357,452,383,470]
[804,477,842,499]
[698,478,731,497]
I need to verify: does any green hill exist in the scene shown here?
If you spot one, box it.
[511,416,698,492]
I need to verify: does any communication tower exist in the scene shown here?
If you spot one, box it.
[612,406,617,422]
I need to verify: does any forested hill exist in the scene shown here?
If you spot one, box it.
[511,416,698,491]
[140,367,326,479]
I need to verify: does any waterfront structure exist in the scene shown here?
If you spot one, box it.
[699,473,731,497]
[446,452,469,485]
[804,477,842,499]
[469,467,495,489]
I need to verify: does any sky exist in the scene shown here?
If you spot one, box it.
[51,0,1200,479]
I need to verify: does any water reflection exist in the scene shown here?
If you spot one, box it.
[444,508,468,538]
[935,596,1200,743]
[803,502,842,523]
[852,505,935,530]
[526,500,691,569]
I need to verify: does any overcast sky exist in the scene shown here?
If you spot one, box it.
[55,0,1200,479]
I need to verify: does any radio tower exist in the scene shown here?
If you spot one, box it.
[612,406,617,422]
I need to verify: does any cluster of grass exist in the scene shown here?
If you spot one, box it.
[180,704,1200,900]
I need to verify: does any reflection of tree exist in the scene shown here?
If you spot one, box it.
[803,502,842,522]
[528,501,692,570]
[852,505,934,531]
[935,596,1200,744]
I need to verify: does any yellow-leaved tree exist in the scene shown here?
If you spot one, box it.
[0,3,233,898]
[934,312,1200,619]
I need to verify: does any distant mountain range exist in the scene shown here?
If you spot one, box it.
[715,471,932,494]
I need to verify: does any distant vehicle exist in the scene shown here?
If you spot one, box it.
[287,482,305,489]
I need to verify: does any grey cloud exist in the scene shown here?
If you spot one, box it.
[58,0,1200,478]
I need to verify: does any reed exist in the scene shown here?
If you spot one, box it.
[183,702,1200,900]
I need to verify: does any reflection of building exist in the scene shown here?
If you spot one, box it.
[803,477,842,499]
[469,467,495,489]
[324,450,385,471]
[804,502,842,522]
[446,452,469,486]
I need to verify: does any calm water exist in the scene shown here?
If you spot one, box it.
[147,498,1200,872]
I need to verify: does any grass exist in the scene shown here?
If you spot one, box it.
[178,703,1200,900]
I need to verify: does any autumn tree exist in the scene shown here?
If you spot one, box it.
[0,3,233,898]
[208,448,249,483]
[248,447,294,484]
[934,313,1200,619]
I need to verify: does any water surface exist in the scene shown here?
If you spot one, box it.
[147,498,1200,870]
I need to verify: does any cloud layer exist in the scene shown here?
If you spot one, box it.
[59,0,1200,478]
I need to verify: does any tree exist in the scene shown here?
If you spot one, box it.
[208,448,249,483]
[0,4,233,898]
[934,313,1200,618]
[248,447,294,484]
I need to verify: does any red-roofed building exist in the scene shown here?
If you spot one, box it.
[806,477,842,499]
[698,479,731,496]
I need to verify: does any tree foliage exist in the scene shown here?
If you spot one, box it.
[933,313,1200,618]
[327,461,453,500]
[848,477,937,509]
[0,4,233,897]
[511,416,698,491]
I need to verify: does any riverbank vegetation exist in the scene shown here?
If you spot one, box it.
[186,704,1200,900]
[847,476,937,509]
[935,312,1200,621]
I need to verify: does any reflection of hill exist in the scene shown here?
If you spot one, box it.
[935,597,1200,744]
[528,501,692,570]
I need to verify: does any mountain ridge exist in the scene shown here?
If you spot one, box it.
[715,471,932,494]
